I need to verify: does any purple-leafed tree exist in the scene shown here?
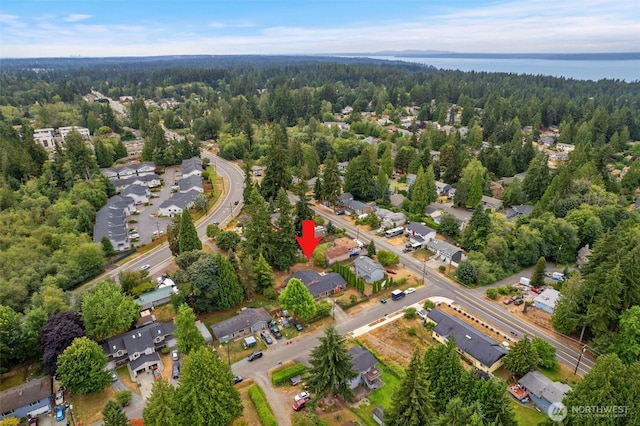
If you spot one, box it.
[41,311,85,375]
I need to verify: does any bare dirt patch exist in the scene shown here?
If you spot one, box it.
[386,235,406,246]
[357,317,435,368]
[233,379,263,426]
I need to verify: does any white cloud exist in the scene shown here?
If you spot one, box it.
[64,14,93,22]
[209,21,254,29]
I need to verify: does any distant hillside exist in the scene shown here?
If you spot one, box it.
[344,51,640,61]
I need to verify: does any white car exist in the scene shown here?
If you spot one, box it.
[405,287,416,294]
[140,264,151,271]
[294,391,311,402]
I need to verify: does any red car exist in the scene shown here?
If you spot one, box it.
[531,287,543,294]
[503,297,514,305]
[292,399,306,411]
[385,269,397,275]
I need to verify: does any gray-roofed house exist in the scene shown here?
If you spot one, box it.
[112,173,161,191]
[353,256,385,284]
[504,204,534,220]
[285,270,346,300]
[178,174,204,193]
[518,371,572,414]
[426,309,508,373]
[435,181,451,196]
[158,189,200,216]
[426,239,463,266]
[347,346,382,391]
[533,288,561,314]
[406,174,417,186]
[338,192,354,203]
[389,193,406,208]
[337,162,349,172]
[103,322,175,377]
[195,320,213,345]
[181,157,203,178]
[210,308,273,343]
[376,209,407,228]
[405,222,436,243]
[343,199,376,215]
[122,184,150,205]
[577,244,591,268]
[0,376,53,421]
[92,196,134,251]
[481,195,503,211]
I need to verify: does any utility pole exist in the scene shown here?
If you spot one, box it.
[422,259,426,286]
[574,345,587,375]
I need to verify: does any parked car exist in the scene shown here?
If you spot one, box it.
[530,287,543,294]
[270,326,283,339]
[260,331,273,345]
[503,297,514,305]
[212,221,220,226]
[290,375,303,386]
[402,246,415,253]
[233,376,243,384]
[292,399,306,411]
[172,350,179,361]
[294,391,311,402]
[513,298,524,306]
[335,210,346,215]
[417,309,428,319]
[28,416,38,426]
[234,200,240,206]
[294,323,303,331]
[247,351,263,361]
[172,364,180,379]
[111,372,118,382]
[385,269,397,274]
[55,407,65,422]
[380,298,387,304]
[405,287,416,294]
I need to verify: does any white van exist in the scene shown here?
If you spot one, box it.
[552,272,566,281]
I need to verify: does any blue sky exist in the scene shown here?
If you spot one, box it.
[1,0,638,58]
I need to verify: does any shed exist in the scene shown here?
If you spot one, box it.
[244,336,257,347]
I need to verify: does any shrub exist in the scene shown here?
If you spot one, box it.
[395,277,407,286]
[313,216,325,226]
[263,287,276,300]
[248,385,277,426]
[404,307,417,319]
[486,288,498,300]
[313,251,326,267]
[271,363,307,385]
[438,265,446,272]
[377,250,400,266]
[423,300,435,310]
[315,300,332,318]
[115,390,132,406]
[349,294,358,304]
[407,327,418,336]
[161,347,171,354]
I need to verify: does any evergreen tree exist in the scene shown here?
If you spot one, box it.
[409,166,429,215]
[522,153,550,202]
[242,160,254,204]
[440,135,464,184]
[174,304,205,356]
[380,144,394,176]
[307,326,358,402]
[611,306,640,365]
[102,400,129,426]
[213,254,244,310]
[385,349,436,426]
[313,176,323,201]
[461,205,492,252]
[294,183,314,236]
[321,153,342,207]
[423,338,466,413]
[174,346,243,426]
[439,212,461,239]
[435,398,484,426]
[454,159,487,208]
[143,379,177,426]
[344,154,377,201]
[367,240,377,257]
[101,236,115,256]
[530,256,546,288]
[502,335,538,376]
[531,337,558,370]
[254,253,275,294]
[274,188,298,270]
[376,168,389,200]
[472,378,517,426]
[279,278,317,320]
[261,124,290,201]
[241,188,274,261]
[179,212,202,253]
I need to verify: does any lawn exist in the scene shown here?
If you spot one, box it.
[67,386,115,425]
[350,366,402,426]
[511,400,548,425]
[233,379,263,426]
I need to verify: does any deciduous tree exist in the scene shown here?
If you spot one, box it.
[377,250,399,267]
[307,325,358,402]
[531,337,558,370]
[41,311,85,375]
[461,204,492,252]
[215,231,240,251]
[81,281,138,341]
[57,337,111,395]
[502,335,538,376]
[438,212,460,239]
[279,278,317,320]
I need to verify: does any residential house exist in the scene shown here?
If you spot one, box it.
[0,376,52,421]
[285,270,346,300]
[59,126,90,141]
[92,195,134,251]
[337,162,349,172]
[33,128,56,149]
[338,193,353,203]
[122,184,150,205]
[324,246,353,266]
[322,122,351,132]
[405,222,436,244]
[538,135,556,148]
[426,239,463,266]
[157,189,200,216]
[195,320,213,345]
[135,286,178,310]
[342,198,375,215]
[376,209,407,229]
[426,309,508,373]
[112,173,161,192]
[490,181,505,198]
[504,204,534,220]
[251,166,264,176]
[556,143,575,153]
[406,174,417,186]
[210,308,273,343]
[518,371,571,414]
[348,346,382,391]
[353,256,385,284]
[435,181,451,197]
[577,244,591,268]
[363,136,380,144]
[101,162,156,180]
[181,157,203,178]
[481,195,503,211]
[333,237,361,251]
[389,193,406,208]
[103,322,175,377]
[448,187,457,199]
[635,198,640,210]
[533,289,561,314]
[178,174,204,193]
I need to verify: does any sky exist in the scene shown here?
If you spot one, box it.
[0,0,638,58]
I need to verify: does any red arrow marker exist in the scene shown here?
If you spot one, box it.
[296,220,321,259]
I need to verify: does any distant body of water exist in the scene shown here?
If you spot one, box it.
[366,56,640,82]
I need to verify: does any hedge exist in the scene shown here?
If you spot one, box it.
[271,363,306,385]
[248,385,277,426]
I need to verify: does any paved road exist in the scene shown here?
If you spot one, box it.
[299,201,594,375]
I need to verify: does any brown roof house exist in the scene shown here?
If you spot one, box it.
[210,308,272,343]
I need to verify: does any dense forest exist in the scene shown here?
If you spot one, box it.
[1,56,639,382]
